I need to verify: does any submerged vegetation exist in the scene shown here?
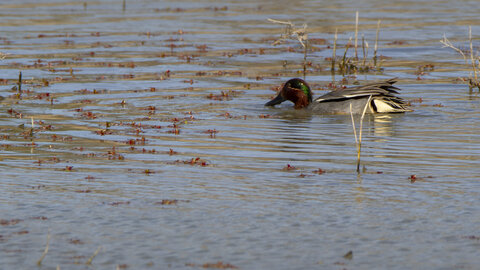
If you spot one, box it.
[332,12,383,76]
[269,12,384,82]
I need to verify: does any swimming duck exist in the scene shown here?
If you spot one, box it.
[265,78,411,114]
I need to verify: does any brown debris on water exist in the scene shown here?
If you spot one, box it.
[206,90,243,101]
[108,201,130,206]
[173,157,209,167]
[343,250,353,260]
[0,219,23,226]
[157,199,178,205]
[75,189,92,193]
[463,235,480,240]
[282,164,296,171]
[387,40,408,45]
[144,169,154,175]
[69,238,85,245]
[204,129,219,138]
[80,111,98,119]
[409,174,433,183]
[186,261,238,269]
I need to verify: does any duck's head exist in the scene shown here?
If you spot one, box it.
[265,78,312,109]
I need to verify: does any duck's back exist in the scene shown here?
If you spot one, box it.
[311,79,410,114]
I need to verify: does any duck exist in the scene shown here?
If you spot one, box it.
[265,78,411,114]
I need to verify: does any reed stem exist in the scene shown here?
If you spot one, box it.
[86,246,102,265]
[18,71,22,93]
[362,34,367,67]
[374,20,381,68]
[331,28,338,72]
[469,26,478,86]
[303,39,308,80]
[37,231,51,266]
[340,37,352,74]
[354,11,359,60]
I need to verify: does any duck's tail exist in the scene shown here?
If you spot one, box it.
[371,96,411,113]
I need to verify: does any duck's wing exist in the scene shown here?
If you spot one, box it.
[314,79,400,102]
[314,79,411,113]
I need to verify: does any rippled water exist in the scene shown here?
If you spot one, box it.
[1,0,480,269]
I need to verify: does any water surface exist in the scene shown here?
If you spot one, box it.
[1,0,479,269]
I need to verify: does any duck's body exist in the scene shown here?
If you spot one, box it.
[265,78,411,114]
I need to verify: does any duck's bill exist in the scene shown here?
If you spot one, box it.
[265,94,285,106]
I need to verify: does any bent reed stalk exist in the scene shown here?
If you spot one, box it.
[350,95,372,173]
[37,231,51,266]
[268,18,309,79]
[440,26,480,90]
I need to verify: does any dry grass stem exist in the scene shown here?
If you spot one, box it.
[374,20,381,68]
[440,27,480,89]
[440,34,467,64]
[268,18,309,79]
[86,246,102,265]
[30,117,35,138]
[268,18,308,48]
[362,34,368,67]
[469,26,478,85]
[18,71,22,93]
[332,28,338,72]
[350,103,358,144]
[354,11,359,59]
[37,231,51,266]
[339,37,353,74]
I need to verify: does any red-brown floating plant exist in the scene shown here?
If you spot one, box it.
[283,164,296,171]
[80,111,98,119]
[174,157,209,167]
[312,168,325,174]
[205,129,219,138]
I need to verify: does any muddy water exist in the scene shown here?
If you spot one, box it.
[1,0,479,269]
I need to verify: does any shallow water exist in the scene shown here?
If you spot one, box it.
[1,0,480,269]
